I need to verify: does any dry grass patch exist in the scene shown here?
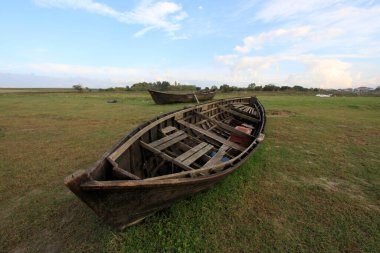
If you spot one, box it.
[0,92,379,252]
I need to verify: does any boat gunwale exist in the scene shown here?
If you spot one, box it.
[80,141,262,190]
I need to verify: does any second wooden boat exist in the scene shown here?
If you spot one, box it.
[148,89,216,104]
[65,96,266,229]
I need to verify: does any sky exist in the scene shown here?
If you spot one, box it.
[1,0,380,89]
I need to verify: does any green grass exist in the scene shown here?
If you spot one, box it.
[0,91,379,252]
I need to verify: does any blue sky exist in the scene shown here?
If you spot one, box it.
[1,0,380,88]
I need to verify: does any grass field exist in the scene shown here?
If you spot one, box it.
[0,91,379,252]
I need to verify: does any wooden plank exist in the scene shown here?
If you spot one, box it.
[176,119,245,152]
[143,139,255,181]
[217,105,259,123]
[182,144,213,166]
[175,141,211,162]
[108,98,253,162]
[139,140,193,172]
[130,141,144,178]
[195,119,208,125]
[203,144,229,167]
[210,111,224,119]
[150,130,185,148]
[175,142,207,162]
[160,126,177,135]
[194,112,254,140]
[112,166,142,180]
[108,112,184,161]
[107,157,141,180]
[200,106,218,114]
[155,133,187,151]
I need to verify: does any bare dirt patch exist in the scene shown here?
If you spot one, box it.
[267,110,296,117]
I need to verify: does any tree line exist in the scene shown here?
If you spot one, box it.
[127,81,202,91]
[216,83,318,92]
[73,82,321,92]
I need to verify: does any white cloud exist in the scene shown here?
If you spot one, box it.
[255,0,345,22]
[233,56,277,71]
[301,57,353,89]
[234,26,311,53]
[215,53,355,88]
[214,54,238,65]
[219,0,380,88]
[34,0,187,38]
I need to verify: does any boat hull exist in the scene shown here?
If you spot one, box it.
[65,143,258,229]
[148,89,216,104]
[65,96,266,229]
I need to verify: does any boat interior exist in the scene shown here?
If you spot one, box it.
[90,97,265,181]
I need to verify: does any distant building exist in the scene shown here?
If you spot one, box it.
[337,88,353,92]
[354,87,374,93]
[316,94,333,97]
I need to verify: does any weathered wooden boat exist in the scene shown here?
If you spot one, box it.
[148,89,216,104]
[65,96,266,229]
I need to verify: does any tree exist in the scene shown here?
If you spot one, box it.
[248,83,256,90]
[220,84,231,93]
[293,85,306,91]
[280,86,291,91]
[72,84,83,92]
[263,84,279,91]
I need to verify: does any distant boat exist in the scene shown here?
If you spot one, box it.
[65,96,266,229]
[148,89,216,104]
[316,94,333,97]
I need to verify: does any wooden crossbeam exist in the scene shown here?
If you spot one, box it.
[203,144,229,168]
[107,157,141,180]
[195,119,208,126]
[139,140,193,171]
[154,134,187,151]
[194,112,254,140]
[183,144,213,166]
[217,105,259,123]
[160,126,177,135]
[149,130,185,148]
[108,112,184,161]
[175,142,213,166]
[175,142,207,162]
[176,119,245,152]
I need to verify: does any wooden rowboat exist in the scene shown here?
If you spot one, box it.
[148,89,216,104]
[65,96,266,229]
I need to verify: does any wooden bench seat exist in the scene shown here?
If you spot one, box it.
[149,130,187,151]
[203,144,229,168]
[217,105,259,123]
[174,142,213,166]
[176,119,246,152]
[160,126,177,135]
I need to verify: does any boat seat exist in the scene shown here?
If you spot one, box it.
[160,126,177,135]
[176,119,246,152]
[174,142,213,166]
[148,130,188,151]
[203,144,229,168]
[140,135,214,171]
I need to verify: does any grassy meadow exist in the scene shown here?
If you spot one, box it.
[0,90,379,252]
